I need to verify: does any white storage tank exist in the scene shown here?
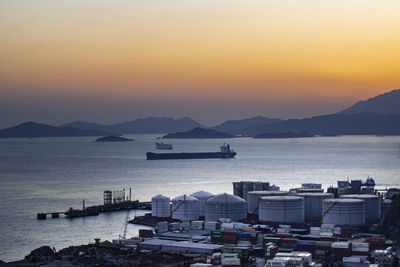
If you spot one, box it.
[247,191,289,214]
[151,194,170,218]
[259,196,305,223]
[322,199,365,226]
[190,191,214,217]
[340,194,381,223]
[205,193,247,222]
[171,195,200,221]
[297,193,333,221]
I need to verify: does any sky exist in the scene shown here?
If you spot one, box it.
[1,0,400,128]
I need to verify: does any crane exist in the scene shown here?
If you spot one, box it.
[119,210,130,240]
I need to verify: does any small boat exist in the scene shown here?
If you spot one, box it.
[363,176,376,187]
[155,142,173,150]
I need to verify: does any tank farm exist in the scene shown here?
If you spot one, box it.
[34,180,400,266]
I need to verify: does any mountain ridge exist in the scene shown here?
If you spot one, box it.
[341,89,400,115]
[61,117,204,134]
[211,116,283,134]
[162,127,233,139]
[0,122,112,138]
[239,112,400,136]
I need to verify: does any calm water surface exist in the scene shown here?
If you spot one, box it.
[0,135,399,261]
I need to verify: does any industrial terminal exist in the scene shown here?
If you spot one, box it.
[26,179,400,267]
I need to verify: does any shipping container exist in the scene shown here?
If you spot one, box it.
[138,229,154,238]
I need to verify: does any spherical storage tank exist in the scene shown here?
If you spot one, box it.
[205,193,247,222]
[322,199,365,226]
[340,194,380,223]
[191,191,214,217]
[171,195,200,220]
[247,191,289,214]
[297,193,333,221]
[151,194,170,218]
[259,196,305,223]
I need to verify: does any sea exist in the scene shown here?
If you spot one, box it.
[0,135,399,262]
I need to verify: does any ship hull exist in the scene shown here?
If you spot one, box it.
[146,151,236,160]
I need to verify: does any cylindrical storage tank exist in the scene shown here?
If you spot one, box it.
[297,193,333,221]
[322,199,365,226]
[259,196,305,223]
[340,194,380,223]
[190,191,214,217]
[151,194,170,218]
[205,193,247,222]
[171,195,200,221]
[247,191,289,214]
[296,188,324,194]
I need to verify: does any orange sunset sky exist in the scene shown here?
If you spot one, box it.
[0,0,399,127]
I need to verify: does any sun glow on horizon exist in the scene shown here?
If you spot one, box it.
[1,0,400,125]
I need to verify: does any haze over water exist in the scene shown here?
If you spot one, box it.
[0,135,399,261]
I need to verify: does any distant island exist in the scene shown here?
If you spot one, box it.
[95,136,133,142]
[162,127,233,139]
[253,132,314,139]
[0,122,112,138]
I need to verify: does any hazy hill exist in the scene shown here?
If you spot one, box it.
[62,117,204,134]
[341,89,400,115]
[108,117,203,134]
[163,127,233,139]
[62,121,107,131]
[241,113,400,136]
[211,116,283,134]
[0,122,111,138]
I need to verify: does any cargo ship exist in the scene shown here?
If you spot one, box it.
[146,143,236,160]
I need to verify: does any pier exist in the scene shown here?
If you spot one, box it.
[37,201,151,219]
[37,188,151,219]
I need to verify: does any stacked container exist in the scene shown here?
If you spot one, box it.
[351,241,369,256]
[191,220,204,230]
[331,241,351,260]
